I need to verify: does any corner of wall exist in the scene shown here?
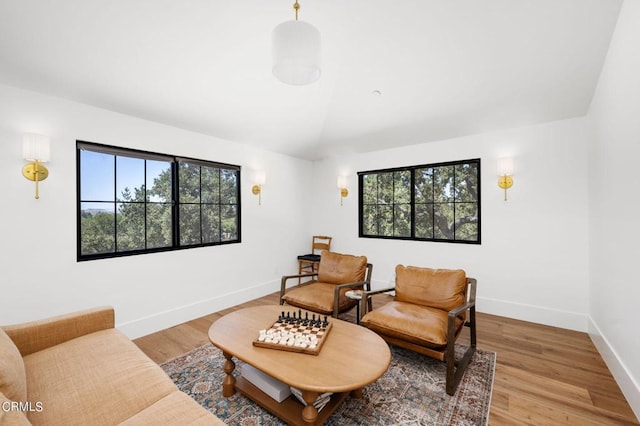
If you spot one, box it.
[589,317,640,420]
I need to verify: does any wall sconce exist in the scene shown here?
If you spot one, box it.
[337,175,348,206]
[22,133,51,199]
[252,171,266,205]
[497,157,514,201]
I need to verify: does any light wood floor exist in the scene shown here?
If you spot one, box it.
[134,292,639,425]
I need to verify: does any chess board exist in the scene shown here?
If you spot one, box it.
[252,310,333,356]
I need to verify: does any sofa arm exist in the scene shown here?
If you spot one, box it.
[2,306,115,356]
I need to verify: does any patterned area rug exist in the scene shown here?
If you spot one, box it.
[161,343,495,425]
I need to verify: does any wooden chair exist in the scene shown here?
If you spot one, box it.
[281,251,373,318]
[297,236,332,277]
[360,265,477,395]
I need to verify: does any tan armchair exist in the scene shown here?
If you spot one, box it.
[360,265,477,395]
[280,251,373,318]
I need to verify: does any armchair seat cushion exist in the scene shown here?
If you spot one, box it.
[282,283,358,315]
[361,301,464,349]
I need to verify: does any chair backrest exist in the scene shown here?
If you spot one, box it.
[317,251,367,284]
[394,265,467,311]
[311,236,332,255]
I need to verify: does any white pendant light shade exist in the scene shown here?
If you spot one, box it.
[272,20,321,85]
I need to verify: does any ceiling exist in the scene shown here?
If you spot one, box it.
[0,0,622,160]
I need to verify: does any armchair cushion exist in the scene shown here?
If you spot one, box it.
[317,251,367,284]
[0,328,27,402]
[361,301,464,349]
[395,265,467,311]
[281,283,357,315]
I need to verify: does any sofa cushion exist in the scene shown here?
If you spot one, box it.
[395,265,467,311]
[0,391,32,425]
[23,328,177,426]
[282,283,358,315]
[0,328,27,403]
[360,301,464,348]
[119,391,223,425]
[317,252,367,285]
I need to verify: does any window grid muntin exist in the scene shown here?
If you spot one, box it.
[358,159,480,244]
[77,141,241,261]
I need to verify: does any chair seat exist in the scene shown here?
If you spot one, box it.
[282,283,358,315]
[361,301,464,349]
[297,254,321,262]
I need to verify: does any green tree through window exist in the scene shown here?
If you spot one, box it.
[77,141,241,261]
[359,159,480,244]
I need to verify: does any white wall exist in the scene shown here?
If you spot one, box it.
[311,117,591,332]
[587,0,640,417]
[0,84,311,338]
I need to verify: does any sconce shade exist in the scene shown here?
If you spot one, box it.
[337,175,347,189]
[497,157,514,176]
[23,133,51,162]
[254,171,266,186]
[272,20,321,85]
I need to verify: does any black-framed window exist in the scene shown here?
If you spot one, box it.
[359,159,480,244]
[77,141,241,261]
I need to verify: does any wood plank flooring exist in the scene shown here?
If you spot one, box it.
[134,292,639,425]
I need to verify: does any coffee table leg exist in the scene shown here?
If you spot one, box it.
[222,351,236,397]
[301,390,319,425]
[351,388,364,398]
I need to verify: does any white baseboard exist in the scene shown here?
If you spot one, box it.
[477,296,588,332]
[116,279,279,339]
[588,318,640,421]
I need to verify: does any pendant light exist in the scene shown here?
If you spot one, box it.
[272,0,321,85]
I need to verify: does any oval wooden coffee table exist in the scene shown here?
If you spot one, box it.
[209,305,391,426]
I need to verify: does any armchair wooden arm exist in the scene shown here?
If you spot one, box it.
[359,286,396,317]
[279,272,318,305]
[2,306,115,356]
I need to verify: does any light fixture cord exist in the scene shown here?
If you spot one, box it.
[294,0,300,20]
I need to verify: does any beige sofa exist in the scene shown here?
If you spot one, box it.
[0,307,223,425]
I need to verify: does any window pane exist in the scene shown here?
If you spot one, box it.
[394,204,411,237]
[81,150,114,201]
[179,163,200,203]
[202,167,220,204]
[362,174,377,204]
[454,203,479,241]
[415,204,434,238]
[378,172,393,204]
[117,156,145,202]
[220,169,238,204]
[80,202,115,255]
[454,163,478,202]
[434,203,455,239]
[180,204,201,245]
[414,168,433,203]
[221,205,238,241]
[116,202,145,251]
[362,205,377,235]
[147,203,172,248]
[147,160,172,203]
[434,166,455,202]
[379,205,393,237]
[394,171,411,204]
[202,205,220,243]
